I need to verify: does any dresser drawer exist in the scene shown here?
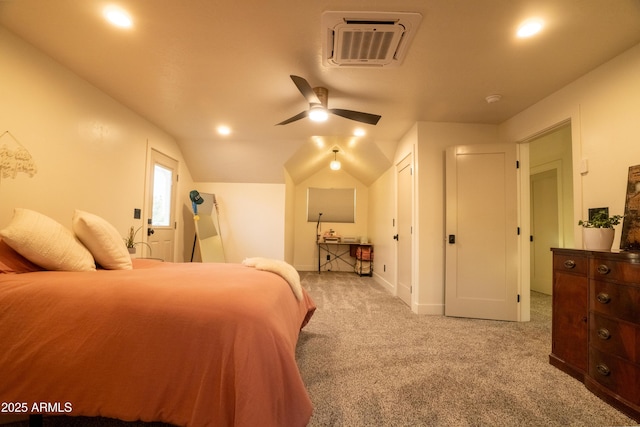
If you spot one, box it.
[590,313,639,363]
[590,257,640,284]
[553,252,588,275]
[589,347,640,406]
[591,280,640,324]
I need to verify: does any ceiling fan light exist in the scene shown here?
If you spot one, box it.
[309,106,328,122]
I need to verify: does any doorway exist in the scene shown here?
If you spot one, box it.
[530,167,559,294]
[528,123,574,297]
[396,154,412,307]
[146,149,178,261]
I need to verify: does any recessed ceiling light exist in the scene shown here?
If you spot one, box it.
[353,128,366,137]
[312,136,325,148]
[517,18,544,38]
[103,6,133,28]
[217,125,231,136]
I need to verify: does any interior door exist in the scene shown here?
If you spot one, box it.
[445,144,519,321]
[530,169,559,295]
[396,154,412,306]
[146,149,177,261]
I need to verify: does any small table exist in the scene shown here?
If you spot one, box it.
[317,241,373,275]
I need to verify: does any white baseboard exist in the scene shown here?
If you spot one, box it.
[373,272,395,294]
[414,303,444,315]
[295,264,316,272]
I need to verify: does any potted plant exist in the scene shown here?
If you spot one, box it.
[578,211,624,251]
[124,226,152,258]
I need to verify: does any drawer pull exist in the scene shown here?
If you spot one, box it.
[596,264,611,275]
[596,364,611,376]
[563,260,576,269]
[597,328,611,340]
[596,293,611,304]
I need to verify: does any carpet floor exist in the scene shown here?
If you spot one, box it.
[296,271,637,427]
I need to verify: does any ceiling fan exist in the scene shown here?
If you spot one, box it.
[276,75,381,126]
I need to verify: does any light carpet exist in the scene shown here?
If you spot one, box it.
[296,271,637,427]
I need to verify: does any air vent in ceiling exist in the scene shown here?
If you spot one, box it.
[322,11,422,68]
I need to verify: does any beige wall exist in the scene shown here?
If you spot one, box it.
[369,41,640,315]
[292,167,369,271]
[500,42,640,249]
[284,169,296,265]
[0,27,194,261]
[192,182,286,263]
[367,166,395,291]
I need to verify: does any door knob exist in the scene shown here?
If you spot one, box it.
[393,234,399,240]
[147,228,155,237]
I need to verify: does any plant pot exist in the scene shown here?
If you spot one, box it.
[128,247,137,259]
[582,227,615,251]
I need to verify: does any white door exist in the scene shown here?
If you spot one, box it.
[146,149,178,261]
[530,169,559,295]
[396,154,413,306]
[445,144,519,321]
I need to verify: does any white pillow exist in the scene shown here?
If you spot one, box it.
[72,210,132,270]
[0,208,96,272]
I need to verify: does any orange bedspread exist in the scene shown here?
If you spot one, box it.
[0,260,316,427]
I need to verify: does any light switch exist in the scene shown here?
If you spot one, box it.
[580,158,589,174]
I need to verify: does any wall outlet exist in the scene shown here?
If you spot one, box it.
[133,208,141,219]
[326,255,331,261]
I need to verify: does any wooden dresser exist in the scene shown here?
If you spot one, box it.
[551,248,640,422]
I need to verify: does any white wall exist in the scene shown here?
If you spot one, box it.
[500,42,640,249]
[293,167,369,271]
[0,27,195,261]
[368,166,395,291]
[192,182,286,263]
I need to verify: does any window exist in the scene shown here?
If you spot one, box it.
[152,164,173,227]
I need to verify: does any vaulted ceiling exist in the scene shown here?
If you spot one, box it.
[1,0,639,184]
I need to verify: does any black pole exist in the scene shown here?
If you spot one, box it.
[190,233,197,262]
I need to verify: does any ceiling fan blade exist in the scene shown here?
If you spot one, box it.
[329,108,381,125]
[275,110,309,126]
[290,75,321,105]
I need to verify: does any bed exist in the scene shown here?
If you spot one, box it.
[0,209,316,427]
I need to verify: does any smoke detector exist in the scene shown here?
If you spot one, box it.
[322,11,422,68]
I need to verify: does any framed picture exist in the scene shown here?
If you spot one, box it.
[620,164,640,250]
[589,207,608,221]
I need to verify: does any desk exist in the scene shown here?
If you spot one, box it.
[317,241,373,275]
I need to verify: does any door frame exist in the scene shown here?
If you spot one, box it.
[144,144,179,261]
[396,153,413,308]
[517,116,582,321]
